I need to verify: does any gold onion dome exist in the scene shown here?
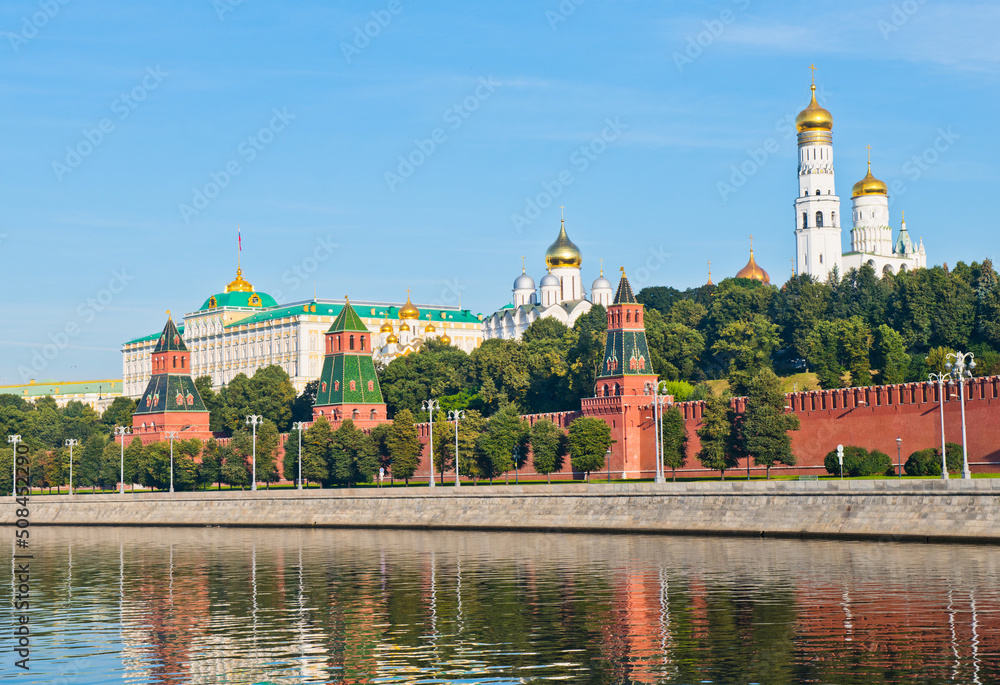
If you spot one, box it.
[399,294,420,320]
[425,322,436,333]
[379,319,393,333]
[440,333,451,345]
[736,250,770,284]
[852,161,888,198]
[795,84,833,133]
[545,219,582,269]
[399,322,410,332]
[386,333,399,344]
[226,267,255,293]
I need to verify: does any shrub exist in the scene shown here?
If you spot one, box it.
[823,446,894,477]
[660,380,695,402]
[904,443,964,476]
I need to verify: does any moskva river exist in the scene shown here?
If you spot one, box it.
[4,527,998,684]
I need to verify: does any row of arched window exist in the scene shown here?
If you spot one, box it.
[608,308,642,328]
[802,211,835,229]
[152,355,185,372]
[327,334,367,353]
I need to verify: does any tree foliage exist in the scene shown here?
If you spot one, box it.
[529,419,567,483]
[567,416,613,481]
[740,370,800,479]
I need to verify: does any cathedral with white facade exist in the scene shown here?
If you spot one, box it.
[482,218,613,340]
[794,72,926,281]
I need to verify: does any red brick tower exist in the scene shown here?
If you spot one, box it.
[581,270,659,478]
[131,315,213,445]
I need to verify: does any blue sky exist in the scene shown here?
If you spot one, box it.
[1,0,997,384]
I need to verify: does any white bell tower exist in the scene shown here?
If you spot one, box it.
[793,66,842,282]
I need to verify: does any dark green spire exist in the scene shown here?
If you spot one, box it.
[153,317,188,353]
[613,270,637,304]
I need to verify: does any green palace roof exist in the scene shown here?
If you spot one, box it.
[0,379,123,398]
[197,290,279,311]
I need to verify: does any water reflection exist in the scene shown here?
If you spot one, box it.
[4,528,999,684]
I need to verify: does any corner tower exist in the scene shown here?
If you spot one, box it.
[312,298,388,429]
[131,315,212,445]
[794,67,842,281]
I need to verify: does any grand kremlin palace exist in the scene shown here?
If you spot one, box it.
[122,266,484,398]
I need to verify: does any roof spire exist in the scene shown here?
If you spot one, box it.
[166,309,171,320]
[707,260,713,286]
[600,258,604,277]
[521,255,526,274]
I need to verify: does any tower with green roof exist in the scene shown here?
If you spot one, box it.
[131,315,213,445]
[312,298,388,428]
[581,269,660,479]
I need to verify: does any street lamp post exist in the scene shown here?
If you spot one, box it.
[837,444,844,480]
[929,372,950,480]
[422,400,439,488]
[292,422,307,490]
[945,352,976,479]
[246,415,263,491]
[8,434,22,497]
[65,438,78,495]
[114,426,131,494]
[166,431,178,493]
[643,381,666,483]
[895,436,902,478]
[447,410,465,487]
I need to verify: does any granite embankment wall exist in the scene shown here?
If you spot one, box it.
[8,480,1000,543]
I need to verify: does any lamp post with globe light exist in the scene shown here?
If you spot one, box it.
[447,410,465,487]
[422,400,439,487]
[166,431,178,493]
[246,415,263,491]
[114,426,131,494]
[292,422,307,490]
[643,381,667,483]
[945,352,975,479]
[65,438,78,494]
[928,372,950,479]
[8,434,21,497]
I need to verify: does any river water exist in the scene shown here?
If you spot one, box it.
[3,527,998,684]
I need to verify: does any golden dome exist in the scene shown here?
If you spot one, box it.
[226,267,254,293]
[379,319,393,333]
[425,322,436,333]
[386,333,399,344]
[736,250,770,284]
[399,322,410,332]
[795,84,833,133]
[852,161,888,198]
[545,219,582,269]
[439,333,451,345]
[399,294,420,320]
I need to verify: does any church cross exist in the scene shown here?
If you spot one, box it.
[748,234,754,251]
[809,64,817,84]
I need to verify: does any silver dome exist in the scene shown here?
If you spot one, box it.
[540,272,559,287]
[592,276,613,291]
[513,272,536,290]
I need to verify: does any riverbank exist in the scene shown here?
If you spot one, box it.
[8,479,1000,543]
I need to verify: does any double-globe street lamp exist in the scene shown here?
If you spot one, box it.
[928,371,950,480]
[65,438,78,495]
[114,426,131,494]
[643,381,667,483]
[292,421,307,490]
[422,400,439,487]
[447,410,465,487]
[945,352,976,480]
[166,431,178,493]
[246,415,263,491]
[8,434,22,497]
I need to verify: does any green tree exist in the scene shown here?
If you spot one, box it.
[805,319,845,389]
[567,304,607,399]
[712,315,780,397]
[283,427,305,486]
[291,380,319,424]
[740,370,800,479]
[707,278,775,343]
[872,324,909,385]
[388,409,422,485]
[455,410,487,483]
[466,339,531,414]
[79,435,106,492]
[696,389,739,480]
[198,439,224,490]
[124,436,144,491]
[839,316,872,386]
[475,403,530,484]
[328,419,378,486]
[636,285,682,316]
[645,309,705,381]
[666,299,708,330]
[529,418,567,483]
[370,423,393,483]
[195,376,227,433]
[220,445,250,489]
[661,406,688,481]
[0,448,13,496]
[432,416,455,485]
[101,396,137,435]
[926,346,954,375]
[567,416,613,482]
[380,339,471,417]
[771,274,830,357]
[303,418,333,486]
